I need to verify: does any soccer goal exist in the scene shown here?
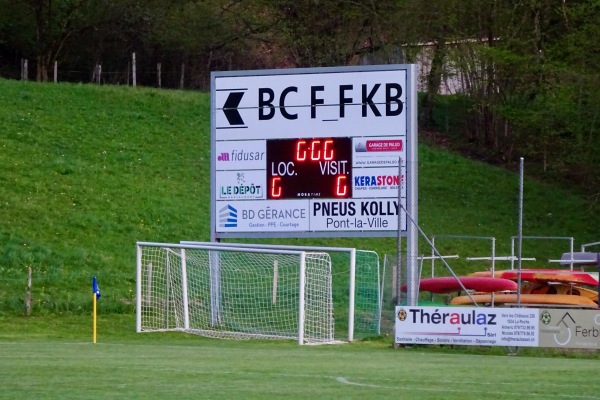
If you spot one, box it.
[136,242,335,344]
[180,241,382,342]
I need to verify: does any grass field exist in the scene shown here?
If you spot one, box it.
[1,314,599,399]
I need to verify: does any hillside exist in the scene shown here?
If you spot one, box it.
[1,78,599,315]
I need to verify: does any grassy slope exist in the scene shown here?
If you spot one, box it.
[1,78,599,315]
[1,80,210,313]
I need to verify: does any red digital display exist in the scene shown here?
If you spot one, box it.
[267,138,352,199]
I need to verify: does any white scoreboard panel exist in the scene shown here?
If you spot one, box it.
[210,65,417,239]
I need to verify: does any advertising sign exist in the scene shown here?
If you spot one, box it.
[538,308,600,349]
[395,306,540,347]
[396,306,600,349]
[211,65,417,239]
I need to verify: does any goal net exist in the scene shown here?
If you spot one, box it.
[136,242,334,344]
[180,241,382,341]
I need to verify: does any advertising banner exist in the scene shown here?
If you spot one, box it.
[538,308,600,349]
[395,306,539,347]
[396,306,600,349]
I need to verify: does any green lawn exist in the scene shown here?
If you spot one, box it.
[1,314,599,399]
[0,315,600,400]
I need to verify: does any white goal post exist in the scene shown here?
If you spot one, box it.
[136,242,335,345]
[181,241,381,342]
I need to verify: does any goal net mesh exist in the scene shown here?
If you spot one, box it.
[138,244,334,344]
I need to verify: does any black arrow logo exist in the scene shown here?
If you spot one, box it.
[223,92,245,125]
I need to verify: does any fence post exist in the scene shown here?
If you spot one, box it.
[157,63,161,88]
[95,64,102,84]
[132,52,137,87]
[180,62,185,89]
[53,61,58,83]
[25,266,32,316]
[21,59,28,81]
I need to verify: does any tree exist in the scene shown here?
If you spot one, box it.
[260,0,403,68]
[20,0,93,81]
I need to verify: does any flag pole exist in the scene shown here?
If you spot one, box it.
[92,276,100,344]
[93,292,97,344]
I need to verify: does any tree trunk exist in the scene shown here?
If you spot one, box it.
[36,55,49,82]
[421,37,447,129]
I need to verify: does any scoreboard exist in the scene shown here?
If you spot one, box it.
[267,138,352,200]
[210,65,417,239]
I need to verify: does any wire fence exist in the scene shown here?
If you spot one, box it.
[6,54,213,90]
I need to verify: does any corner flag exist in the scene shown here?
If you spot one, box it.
[93,277,101,299]
[92,277,100,343]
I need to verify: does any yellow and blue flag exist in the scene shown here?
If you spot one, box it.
[92,277,101,300]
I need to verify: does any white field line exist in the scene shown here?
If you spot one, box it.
[105,366,599,396]
[333,377,598,399]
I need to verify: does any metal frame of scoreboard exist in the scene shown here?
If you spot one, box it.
[210,64,417,241]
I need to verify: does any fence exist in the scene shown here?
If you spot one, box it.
[11,52,211,90]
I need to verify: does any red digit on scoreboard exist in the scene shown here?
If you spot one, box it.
[323,139,334,160]
[310,140,321,160]
[296,140,307,161]
[271,177,282,198]
[336,175,348,197]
